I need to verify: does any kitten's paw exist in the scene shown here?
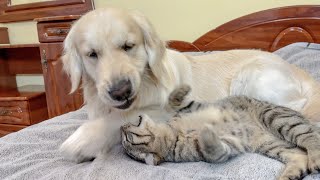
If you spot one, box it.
[307,151,320,174]
[169,84,191,110]
[200,125,221,146]
[278,169,307,180]
[278,154,308,180]
[278,166,308,180]
[121,114,162,165]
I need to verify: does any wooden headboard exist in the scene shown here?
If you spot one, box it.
[168,5,320,52]
[35,5,320,118]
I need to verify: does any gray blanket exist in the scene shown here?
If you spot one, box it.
[0,42,320,180]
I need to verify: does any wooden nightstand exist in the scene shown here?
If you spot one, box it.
[0,44,48,136]
[36,15,84,118]
[0,85,48,137]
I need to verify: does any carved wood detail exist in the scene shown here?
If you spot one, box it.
[168,5,320,52]
[40,43,83,118]
[167,40,200,52]
[270,27,314,51]
[37,21,73,43]
[0,0,93,23]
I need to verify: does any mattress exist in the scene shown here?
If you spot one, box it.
[0,42,319,180]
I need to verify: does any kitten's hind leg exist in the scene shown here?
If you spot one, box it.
[265,112,320,173]
[199,125,245,163]
[297,125,320,174]
[255,136,308,180]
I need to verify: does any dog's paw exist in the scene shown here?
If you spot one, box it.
[59,143,95,163]
[59,125,99,163]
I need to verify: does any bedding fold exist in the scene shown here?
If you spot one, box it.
[0,42,319,180]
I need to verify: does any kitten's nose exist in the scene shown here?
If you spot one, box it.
[108,79,132,102]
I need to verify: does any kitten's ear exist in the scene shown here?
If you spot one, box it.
[145,153,161,165]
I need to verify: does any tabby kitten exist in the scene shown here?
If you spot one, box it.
[121,85,320,180]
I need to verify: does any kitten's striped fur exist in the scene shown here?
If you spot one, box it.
[121,85,320,180]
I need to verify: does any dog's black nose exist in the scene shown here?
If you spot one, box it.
[108,79,132,102]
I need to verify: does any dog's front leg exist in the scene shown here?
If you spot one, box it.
[59,117,121,163]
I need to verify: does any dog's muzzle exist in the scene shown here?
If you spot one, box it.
[115,97,136,109]
[108,79,135,109]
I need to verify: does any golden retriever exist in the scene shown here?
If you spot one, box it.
[60,7,320,162]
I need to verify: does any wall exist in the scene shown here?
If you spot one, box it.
[94,0,320,42]
[0,0,319,86]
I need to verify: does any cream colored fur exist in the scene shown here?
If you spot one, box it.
[60,7,320,162]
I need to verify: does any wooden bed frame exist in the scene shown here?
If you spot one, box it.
[168,5,320,52]
[35,5,320,119]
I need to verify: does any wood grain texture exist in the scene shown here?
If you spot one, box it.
[36,15,81,43]
[28,93,48,125]
[5,0,81,12]
[167,40,200,52]
[0,85,48,126]
[0,85,45,101]
[0,43,48,135]
[37,21,73,43]
[0,27,9,44]
[0,0,93,23]
[0,45,42,74]
[0,123,27,137]
[0,100,29,125]
[0,50,16,90]
[35,15,81,22]
[168,5,320,52]
[40,43,83,118]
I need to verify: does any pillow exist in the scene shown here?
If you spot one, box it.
[182,42,320,82]
[274,42,320,82]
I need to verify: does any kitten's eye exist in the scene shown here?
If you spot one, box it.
[121,43,135,52]
[88,51,98,58]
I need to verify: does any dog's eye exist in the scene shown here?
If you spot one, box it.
[88,51,98,58]
[121,43,135,52]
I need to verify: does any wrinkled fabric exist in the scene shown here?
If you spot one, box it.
[0,42,319,180]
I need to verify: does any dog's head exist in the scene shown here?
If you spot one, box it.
[62,8,171,110]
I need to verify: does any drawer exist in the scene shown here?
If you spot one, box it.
[0,86,48,126]
[0,124,27,137]
[37,21,73,43]
[0,101,30,125]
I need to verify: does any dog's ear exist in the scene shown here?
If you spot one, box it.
[130,11,165,66]
[62,29,83,93]
[130,11,175,89]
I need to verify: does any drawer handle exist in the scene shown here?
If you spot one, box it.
[41,49,48,71]
[52,29,68,35]
[0,107,22,116]
[0,110,10,116]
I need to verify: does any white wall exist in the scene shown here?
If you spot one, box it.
[1,0,319,86]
